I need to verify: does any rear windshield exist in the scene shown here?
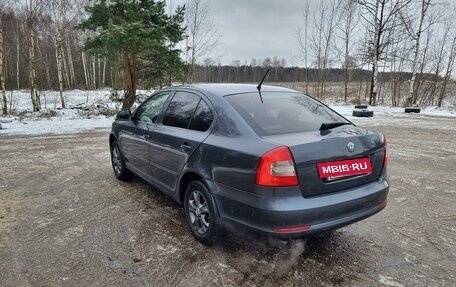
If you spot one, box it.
[225,92,348,135]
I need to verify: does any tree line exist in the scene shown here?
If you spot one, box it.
[293,0,456,107]
[192,63,438,85]
[0,0,455,115]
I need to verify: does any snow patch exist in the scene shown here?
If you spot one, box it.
[1,89,455,135]
[378,275,405,287]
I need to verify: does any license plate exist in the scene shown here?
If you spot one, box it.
[317,158,372,179]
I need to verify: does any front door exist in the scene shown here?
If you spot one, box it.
[120,91,173,179]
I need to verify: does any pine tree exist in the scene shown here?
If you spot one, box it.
[78,0,185,109]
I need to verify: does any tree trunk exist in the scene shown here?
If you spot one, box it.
[344,37,349,102]
[16,18,20,90]
[415,28,431,102]
[37,43,51,89]
[55,27,65,108]
[304,4,309,94]
[357,77,363,103]
[409,1,428,104]
[369,0,380,106]
[0,12,7,115]
[102,58,106,87]
[122,51,137,109]
[98,57,101,87]
[82,50,89,89]
[61,42,70,89]
[28,16,39,112]
[92,57,96,89]
[66,37,76,88]
[438,36,456,107]
[370,56,378,106]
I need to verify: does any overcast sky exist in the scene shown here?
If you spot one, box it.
[168,0,308,66]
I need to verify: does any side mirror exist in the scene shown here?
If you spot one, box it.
[116,109,132,121]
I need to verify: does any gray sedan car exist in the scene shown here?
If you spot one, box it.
[109,84,389,245]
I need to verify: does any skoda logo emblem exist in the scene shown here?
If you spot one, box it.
[347,142,355,152]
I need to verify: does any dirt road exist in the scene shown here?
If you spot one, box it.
[1,115,455,287]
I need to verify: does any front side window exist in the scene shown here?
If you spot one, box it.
[162,92,201,129]
[135,91,172,123]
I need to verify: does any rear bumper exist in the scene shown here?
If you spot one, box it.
[207,177,389,238]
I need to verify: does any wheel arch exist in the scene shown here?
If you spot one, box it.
[109,133,117,147]
[178,170,204,205]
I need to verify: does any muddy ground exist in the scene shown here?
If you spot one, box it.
[0,115,455,287]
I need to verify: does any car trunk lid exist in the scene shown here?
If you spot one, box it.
[262,125,385,197]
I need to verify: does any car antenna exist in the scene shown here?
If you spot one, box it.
[256,68,270,103]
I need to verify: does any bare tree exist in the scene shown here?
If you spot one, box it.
[19,0,47,112]
[16,15,20,90]
[357,0,412,105]
[427,24,448,106]
[45,0,86,107]
[297,0,311,94]
[400,0,435,105]
[0,1,9,115]
[389,29,413,106]
[186,0,221,83]
[336,0,359,101]
[437,15,456,107]
[310,0,339,100]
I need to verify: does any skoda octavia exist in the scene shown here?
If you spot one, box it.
[109,84,389,245]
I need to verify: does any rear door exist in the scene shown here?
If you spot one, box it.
[149,91,214,193]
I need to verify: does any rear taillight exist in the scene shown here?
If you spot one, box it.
[256,146,299,187]
[383,135,388,166]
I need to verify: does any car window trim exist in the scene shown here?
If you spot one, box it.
[186,98,202,129]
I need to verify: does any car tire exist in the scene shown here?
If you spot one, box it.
[110,141,133,181]
[184,180,219,246]
[404,107,421,113]
[354,104,368,109]
[352,109,374,117]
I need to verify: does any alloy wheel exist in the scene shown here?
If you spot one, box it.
[187,190,210,235]
[111,145,122,175]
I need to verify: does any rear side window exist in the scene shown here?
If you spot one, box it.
[225,92,348,135]
[189,100,213,132]
[162,92,200,129]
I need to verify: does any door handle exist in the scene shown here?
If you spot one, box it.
[180,142,192,151]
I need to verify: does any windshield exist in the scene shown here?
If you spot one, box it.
[225,92,349,136]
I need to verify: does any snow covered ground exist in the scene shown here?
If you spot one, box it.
[0,89,153,135]
[332,104,456,131]
[0,89,455,135]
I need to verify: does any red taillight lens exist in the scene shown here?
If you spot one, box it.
[256,146,299,187]
[383,135,388,166]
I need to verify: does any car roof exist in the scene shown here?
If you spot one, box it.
[170,83,297,97]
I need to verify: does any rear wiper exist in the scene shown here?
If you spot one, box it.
[319,122,352,130]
